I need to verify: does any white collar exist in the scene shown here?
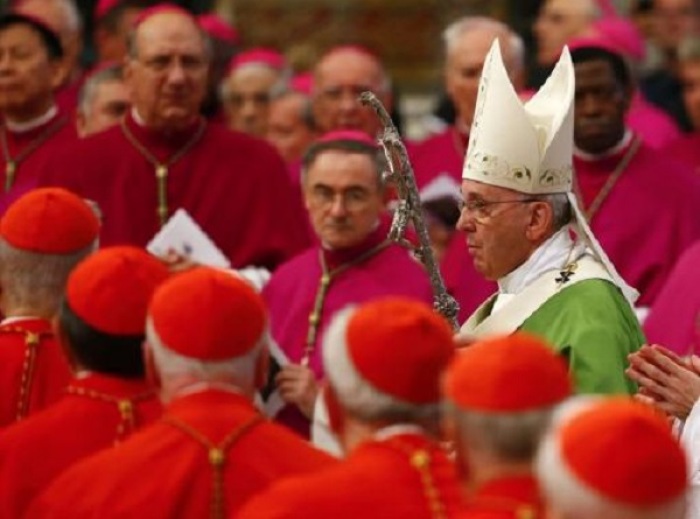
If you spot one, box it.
[131,107,147,127]
[574,129,633,160]
[0,316,42,325]
[498,228,583,296]
[5,105,58,133]
[373,423,425,441]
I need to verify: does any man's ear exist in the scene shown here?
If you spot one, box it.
[525,201,554,242]
[49,59,68,91]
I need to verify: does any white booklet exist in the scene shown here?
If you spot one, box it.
[146,208,231,269]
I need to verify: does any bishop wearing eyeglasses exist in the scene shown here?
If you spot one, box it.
[38,5,309,270]
[457,41,643,395]
[263,130,434,438]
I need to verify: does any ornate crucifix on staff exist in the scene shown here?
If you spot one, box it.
[359,91,460,331]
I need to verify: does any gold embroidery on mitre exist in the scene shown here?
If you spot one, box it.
[466,151,571,192]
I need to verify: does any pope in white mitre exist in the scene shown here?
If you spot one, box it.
[457,40,643,394]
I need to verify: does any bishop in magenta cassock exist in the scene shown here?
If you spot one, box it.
[0,14,79,214]
[0,246,167,518]
[38,6,309,270]
[0,188,99,428]
[570,42,700,310]
[28,268,335,519]
[264,131,435,436]
[238,299,462,519]
[643,241,700,355]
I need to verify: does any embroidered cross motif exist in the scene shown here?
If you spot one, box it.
[555,262,578,285]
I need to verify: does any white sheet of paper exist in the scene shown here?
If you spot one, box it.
[146,208,230,269]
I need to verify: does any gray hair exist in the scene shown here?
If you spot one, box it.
[443,17,525,76]
[146,318,267,392]
[300,138,387,188]
[533,192,572,231]
[269,83,317,130]
[449,403,557,462]
[679,35,700,62]
[323,307,441,427]
[0,239,95,318]
[77,64,123,117]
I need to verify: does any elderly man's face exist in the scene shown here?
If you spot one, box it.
[456,180,535,280]
[78,78,130,137]
[303,149,385,249]
[573,59,629,154]
[681,59,700,130]
[0,25,62,119]
[266,92,316,163]
[223,65,280,137]
[446,31,518,130]
[534,0,594,66]
[653,0,698,51]
[125,12,208,132]
[312,50,390,137]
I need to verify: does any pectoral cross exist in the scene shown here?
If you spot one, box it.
[5,160,16,192]
[555,263,577,285]
[155,164,169,226]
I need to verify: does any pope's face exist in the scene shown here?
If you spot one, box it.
[456,180,534,281]
[125,12,208,132]
[303,150,385,250]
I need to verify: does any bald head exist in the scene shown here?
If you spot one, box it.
[534,0,600,65]
[124,9,209,132]
[312,47,391,136]
[444,17,524,129]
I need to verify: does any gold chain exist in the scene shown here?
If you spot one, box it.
[575,135,641,222]
[0,326,53,422]
[0,116,69,192]
[303,241,391,366]
[386,439,448,519]
[163,414,263,519]
[120,118,207,226]
[65,385,155,443]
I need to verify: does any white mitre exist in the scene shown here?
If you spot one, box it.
[463,40,638,304]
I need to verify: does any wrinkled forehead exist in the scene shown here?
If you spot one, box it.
[133,13,206,57]
[315,50,384,88]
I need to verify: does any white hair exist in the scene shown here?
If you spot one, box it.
[78,64,123,117]
[146,318,268,392]
[442,17,525,76]
[57,0,82,34]
[322,306,440,424]
[448,403,557,462]
[0,238,96,316]
[535,397,687,519]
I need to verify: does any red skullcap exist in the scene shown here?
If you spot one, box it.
[66,246,169,335]
[559,399,687,506]
[290,72,313,96]
[227,48,286,74]
[317,130,378,148]
[443,333,571,412]
[94,0,120,20]
[197,13,239,44]
[0,188,99,254]
[149,267,267,361]
[345,298,454,404]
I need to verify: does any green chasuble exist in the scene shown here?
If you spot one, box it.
[515,279,643,394]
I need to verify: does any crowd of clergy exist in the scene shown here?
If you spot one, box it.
[0,0,698,517]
